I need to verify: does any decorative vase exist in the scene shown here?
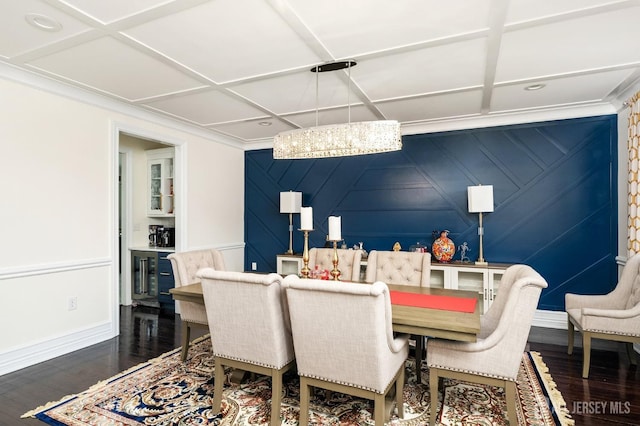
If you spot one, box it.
[432,230,455,263]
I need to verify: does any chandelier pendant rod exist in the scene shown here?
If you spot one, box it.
[347,60,352,125]
[315,64,319,127]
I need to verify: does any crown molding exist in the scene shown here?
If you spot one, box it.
[0,61,244,150]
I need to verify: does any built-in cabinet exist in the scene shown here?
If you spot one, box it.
[157,252,175,313]
[147,148,174,217]
[276,254,510,314]
[131,249,175,313]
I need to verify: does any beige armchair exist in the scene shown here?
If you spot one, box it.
[197,270,296,426]
[365,250,431,379]
[283,276,409,426]
[307,247,363,281]
[167,249,226,361]
[427,264,548,425]
[566,254,640,378]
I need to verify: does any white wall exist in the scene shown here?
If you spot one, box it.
[0,68,245,375]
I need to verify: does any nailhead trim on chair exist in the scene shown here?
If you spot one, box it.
[582,329,640,336]
[299,373,393,394]
[429,364,516,382]
[213,352,295,370]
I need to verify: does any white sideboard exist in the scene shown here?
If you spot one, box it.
[276,254,303,276]
[276,254,511,314]
[430,262,512,313]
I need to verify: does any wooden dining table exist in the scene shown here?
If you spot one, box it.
[170,281,480,342]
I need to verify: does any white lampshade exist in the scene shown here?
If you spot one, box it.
[468,185,494,213]
[280,191,302,214]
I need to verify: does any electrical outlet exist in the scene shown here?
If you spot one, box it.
[68,297,77,311]
[251,262,257,271]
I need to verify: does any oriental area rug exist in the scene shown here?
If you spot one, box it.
[23,336,573,426]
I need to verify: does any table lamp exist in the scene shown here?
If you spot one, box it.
[280,191,302,254]
[467,185,494,265]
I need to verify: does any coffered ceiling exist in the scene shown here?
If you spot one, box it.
[2,0,639,149]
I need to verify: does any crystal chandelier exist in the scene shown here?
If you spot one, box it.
[273,61,402,159]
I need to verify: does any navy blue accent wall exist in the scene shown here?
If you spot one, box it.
[245,115,618,311]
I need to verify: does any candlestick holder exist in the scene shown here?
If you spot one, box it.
[300,229,313,278]
[330,240,341,280]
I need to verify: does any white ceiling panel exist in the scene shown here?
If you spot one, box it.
[230,70,356,114]
[61,0,174,23]
[491,69,634,112]
[123,0,321,83]
[288,0,491,58]
[1,0,636,146]
[354,38,487,100]
[377,90,484,123]
[0,0,93,58]
[27,36,205,100]
[143,89,269,124]
[283,105,380,129]
[505,0,628,24]
[497,6,640,82]
[210,118,297,141]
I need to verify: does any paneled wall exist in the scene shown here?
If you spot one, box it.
[245,115,618,311]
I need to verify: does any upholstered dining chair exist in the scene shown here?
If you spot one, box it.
[283,276,409,426]
[167,248,226,361]
[364,250,431,286]
[365,250,431,379]
[307,247,363,281]
[427,264,548,426]
[566,254,640,379]
[198,269,296,426]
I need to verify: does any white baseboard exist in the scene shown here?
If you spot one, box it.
[532,309,567,329]
[0,321,116,376]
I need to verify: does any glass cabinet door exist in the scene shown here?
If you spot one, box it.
[147,155,174,217]
[149,162,162,213]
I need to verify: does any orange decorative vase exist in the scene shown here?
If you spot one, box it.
[432,230,455,263]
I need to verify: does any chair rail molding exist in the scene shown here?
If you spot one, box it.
[0,257,111,280]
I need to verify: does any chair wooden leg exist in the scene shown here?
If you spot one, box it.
[396,367,405,419]
[505,380,517,426]
[374,393,386,425]
[180,321,191,362]
[567,317,574,355]
[626,342,638,365]
[415,336,425,384]
[582,332,592,379]
[429,368,439,426]
[213,358,225,415]
[270,370,283,426]
[299,377,310,426]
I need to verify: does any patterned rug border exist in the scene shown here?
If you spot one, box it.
[22,336,574,425]
[528,351,574,426]
[21,335,211,420]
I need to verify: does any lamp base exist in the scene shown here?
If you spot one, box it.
[475,260,488,266]
[284,249,295,255]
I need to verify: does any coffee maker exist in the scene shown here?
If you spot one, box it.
[149,225,175,248]
[158,227,175,248]
[149,225,161,247]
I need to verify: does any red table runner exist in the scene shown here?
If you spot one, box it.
[390,290,477,313]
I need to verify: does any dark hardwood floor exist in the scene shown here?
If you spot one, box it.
[3,306,639,425]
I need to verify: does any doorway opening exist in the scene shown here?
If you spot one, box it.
[117,132,178,309]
